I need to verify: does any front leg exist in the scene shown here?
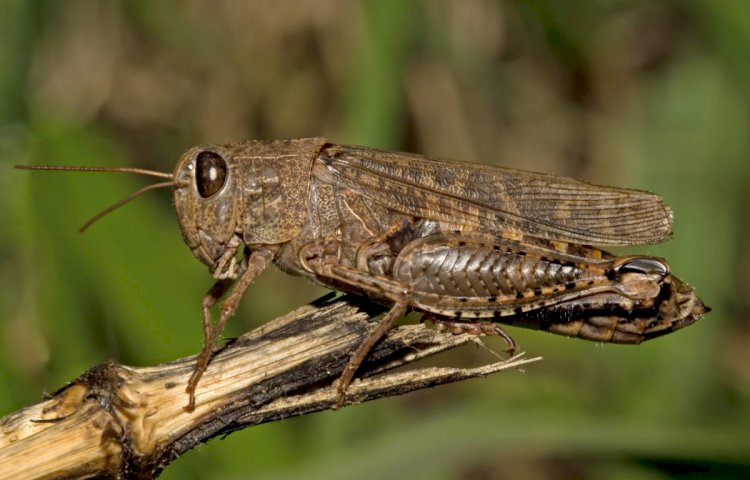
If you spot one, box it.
[185,244,277,411]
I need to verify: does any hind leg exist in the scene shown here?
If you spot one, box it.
[425,314,516,356]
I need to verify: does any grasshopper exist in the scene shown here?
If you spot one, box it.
[18,138,707,410]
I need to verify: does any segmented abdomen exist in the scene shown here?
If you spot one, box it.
[392,234,618,319]
[395,244,588,298]
[388,233,705,343]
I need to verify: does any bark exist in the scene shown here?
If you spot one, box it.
[0,294,540,479]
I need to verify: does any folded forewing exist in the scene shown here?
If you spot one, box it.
[315,145,672,246]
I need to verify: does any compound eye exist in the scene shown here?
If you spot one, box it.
[195,151,227,198]
[617,257,669,276]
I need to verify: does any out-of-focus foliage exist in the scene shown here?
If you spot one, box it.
[1,1,748,478]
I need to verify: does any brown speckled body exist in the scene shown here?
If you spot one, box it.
[19,137,707,409]
[169,138,708,407]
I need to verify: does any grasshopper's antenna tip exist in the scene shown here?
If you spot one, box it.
[15,164,173,180]
[16,163,175,232]
[78,181,173,232]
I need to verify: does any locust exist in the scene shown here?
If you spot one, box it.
[17,138,708,411]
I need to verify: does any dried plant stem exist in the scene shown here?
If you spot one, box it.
[0,295,539,479]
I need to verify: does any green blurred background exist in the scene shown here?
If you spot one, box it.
[1,1,749,478]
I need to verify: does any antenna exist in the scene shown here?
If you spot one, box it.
[15,164,175,231]
[15,164,173,179]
